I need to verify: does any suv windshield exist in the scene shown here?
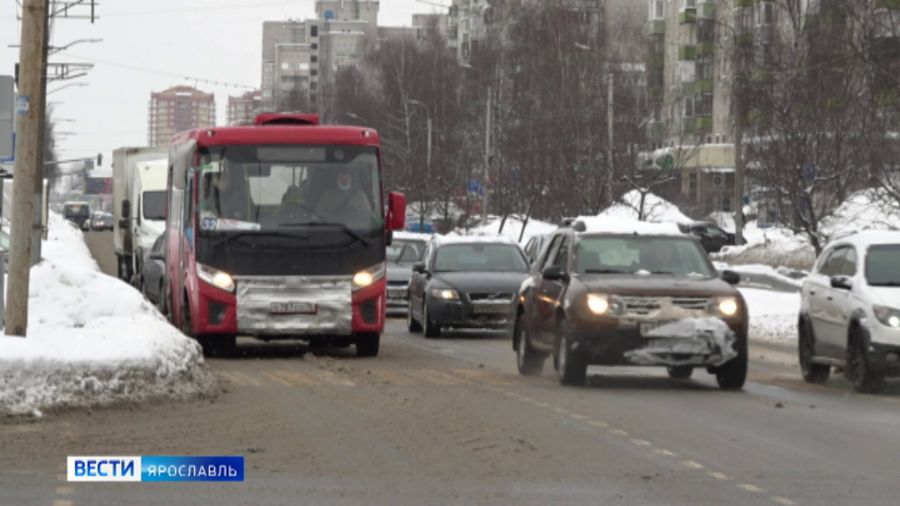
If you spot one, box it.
[388,239,426,263]
[575,236,714,277]
[866,245,900,286]
[198,145,383,234]
[434,243,528,273]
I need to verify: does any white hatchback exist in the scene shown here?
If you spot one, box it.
[799,231,900,392]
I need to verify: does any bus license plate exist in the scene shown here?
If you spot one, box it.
[270,302,317,315]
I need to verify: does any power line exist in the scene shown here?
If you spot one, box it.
[66,53,257,90]
[99,0,307,17]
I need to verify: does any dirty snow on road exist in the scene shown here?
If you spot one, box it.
[0,214,214,416]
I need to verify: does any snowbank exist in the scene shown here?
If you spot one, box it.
[740,287,799,343]
[820,189,900,240]
[599,190,693,225]
[0,214,214,416]
[465,215,557,244]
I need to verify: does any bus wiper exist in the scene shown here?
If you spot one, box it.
[585,268,628,274]
[212,231,309,249]
[279,221,369,247]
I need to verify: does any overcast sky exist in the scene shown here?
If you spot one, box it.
[0,0,438,172]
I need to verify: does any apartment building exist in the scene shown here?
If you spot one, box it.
[147,86,216,148]
[226,91,263,125]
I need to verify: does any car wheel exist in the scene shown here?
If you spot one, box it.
[799,318,830,384]
[423,302,441,338]
[407,298,422,333]
[846,327,882,393]
[555,319,587,386]
[515,312,545,376]
[715,334,747,390]
[355,332,380,357]
[667,366,693,379]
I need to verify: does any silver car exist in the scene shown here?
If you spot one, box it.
[385,232,430,314]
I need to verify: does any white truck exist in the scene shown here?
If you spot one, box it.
[112,147,168,286]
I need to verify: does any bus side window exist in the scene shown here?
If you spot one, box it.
[183,175,194,245]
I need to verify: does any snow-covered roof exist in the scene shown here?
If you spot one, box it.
[826,230,900,251]
[432,234,521,247]
[571,216,685,236]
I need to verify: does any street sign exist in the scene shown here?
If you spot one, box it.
[0,76,14,162]
[467,179,484,196]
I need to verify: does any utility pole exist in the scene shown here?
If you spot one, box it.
[6,0,49,337]
[734,89,745,246]
[425,116,432,172]
[483,85,491,222]
[606,69,615,204]
[31,0,51,267]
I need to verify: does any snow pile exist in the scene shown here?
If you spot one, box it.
[0,214,214,416]
[465,215,557,244]
[820,189,900,240]
[740,287,800,343]
[715,262,806,290]
[626,318,737,367]
[716,222,816,270]
[599,190,693,225]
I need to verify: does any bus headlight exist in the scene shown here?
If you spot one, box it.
[197,263,235,293]
[353,262,386,292]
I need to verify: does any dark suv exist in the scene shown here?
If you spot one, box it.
[513,219,748,389]
[679,221,737,253]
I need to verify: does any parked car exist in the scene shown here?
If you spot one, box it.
[679,221,737,253]
[407,236,530,337]
[386,232,431,314]
[90,211,113,231]
[141,233,167,314]
[523,232,552,265]
[798,231,900,392]
[63,201,91,230]
[513,218,747,388]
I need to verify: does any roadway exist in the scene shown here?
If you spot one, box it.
[1,232,898,505]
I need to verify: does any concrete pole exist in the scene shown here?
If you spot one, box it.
[31,4,50,267]
[425,116,432,171]
[606,71,615,204]
[5,0,49,337]
[482,85,491,222]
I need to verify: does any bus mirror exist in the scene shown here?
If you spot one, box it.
[121,199,131,219]
[387,192,406,231]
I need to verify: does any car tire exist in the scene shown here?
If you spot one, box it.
[423,302,441,339]
[847,327,882,394]
[667,366,693,379]
[799,318,830,384]
[716,334,747,390]
[407,298,422,333]
[555,319,587,386]
[515,312,545,376]
[356,332,380,357]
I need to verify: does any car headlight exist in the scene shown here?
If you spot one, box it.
[587,294,610,315]
[431,288,460,300]
[353,262,386,292]
[713,297,740,317]
[197,263,235,293]
[873,305,900,328]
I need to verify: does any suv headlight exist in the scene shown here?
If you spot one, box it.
[873,305,900,328]
[586,294,624,316]
[431,288,460,300]
[353,262,386,292]
[712,297,740,317]
[197,263,235,293]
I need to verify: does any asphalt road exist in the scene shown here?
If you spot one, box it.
[2,233,899,505]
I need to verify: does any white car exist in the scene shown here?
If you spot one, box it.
[799,231,900,392]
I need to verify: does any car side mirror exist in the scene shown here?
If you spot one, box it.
[831,275,852,291]
[385,230,393,246]
[121,199,131,219]
[413,262,427,274]
[542,265,568,282]
[149,251,164,261]
[721,270,741,285]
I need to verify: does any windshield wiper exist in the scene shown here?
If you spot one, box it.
[211,231,309,249]
[584,268,629,274]
[278,221,370,247]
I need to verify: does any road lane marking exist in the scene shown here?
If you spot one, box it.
[681,460,705,470]
[262,372,293,387]
[55,487,73,495]
[271,370,317,386]
[707,471,731,481]
[654,449,677,457]
[570,413,589,421]
[771,497,797,505]
[611,429,629,437]
[631,439,652,447]
[587,420,608,428]
[738,484,765,494]
[409,369,467,385]
[307,370,356,387]
[553,407,570,415]
[229,371,261,387]
[53,501,73,506]
[370,369,417,386]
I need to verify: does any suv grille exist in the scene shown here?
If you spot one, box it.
[620,296,709,317]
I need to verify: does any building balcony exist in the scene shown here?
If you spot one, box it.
[735,0,753,8]
[698,1,716,18]
[880,0,900,9]
[647,19,666,35]
[698,78,714,93]
[694,115,713,132]
[648,53,665,68]
[696,42,715,57]
[679,8,697,24]
[679,45,697,61]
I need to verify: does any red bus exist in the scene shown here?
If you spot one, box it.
[165,113,405,356]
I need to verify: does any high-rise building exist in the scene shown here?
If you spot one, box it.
[227,90,263,125]
[261,20,321,113]
[147,85,215,147]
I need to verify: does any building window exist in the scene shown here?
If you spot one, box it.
[680,0,696,10]
[311,55,318,63]
[756,1,775,26]
[311,43,318,50]
[311,25,318,37]
[648,0,664,20]
[684,96,695,117]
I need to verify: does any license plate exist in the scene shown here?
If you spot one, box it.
[270,301,317,315]
[387,288,406,299]
[640,321,674,337]
[473,304,509,315]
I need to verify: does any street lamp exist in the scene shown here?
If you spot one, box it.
[49,38,103,55]
[48,82,87,95]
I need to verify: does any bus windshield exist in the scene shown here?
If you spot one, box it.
[197,145,383,234]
